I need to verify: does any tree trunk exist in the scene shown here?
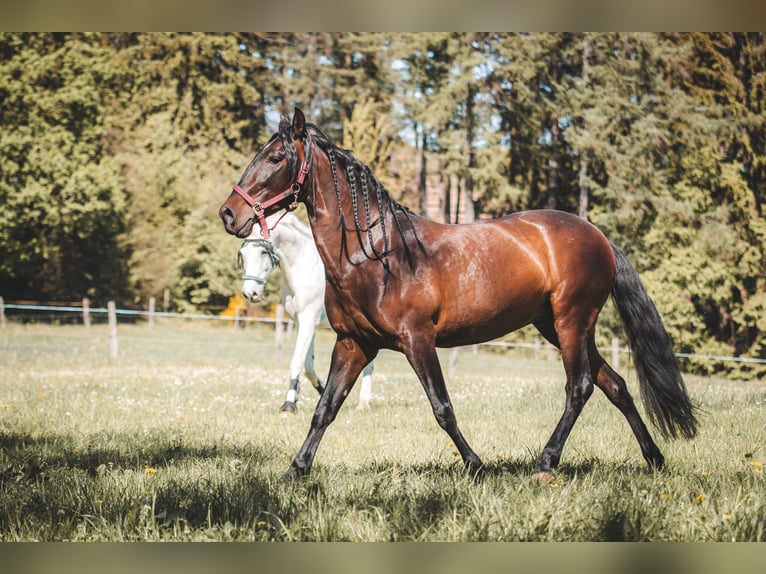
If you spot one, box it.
[463,83,475,223]
[578,36,591,220]
[419,124,428,216]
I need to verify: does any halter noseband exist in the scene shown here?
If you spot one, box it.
[232,131,312,240]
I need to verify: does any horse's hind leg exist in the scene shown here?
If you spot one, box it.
[303,332,325,394]
[356,362,374,410]
[588,347,665,470]
[535,320,594,481]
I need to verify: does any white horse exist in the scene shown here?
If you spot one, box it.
[239,211,374,414]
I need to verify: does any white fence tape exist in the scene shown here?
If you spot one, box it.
[2,301,765,365]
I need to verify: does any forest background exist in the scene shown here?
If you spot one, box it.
[0,32,764,379]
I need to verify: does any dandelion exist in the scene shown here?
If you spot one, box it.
[256,521,267,528]
[145,467,157,474]
[696,493,708,504]
[38,391,46,398]
[749,461,763,468]
[723,513,732,522]
[661,493,671,500]
[0,403,9,409]
[96,500,104,505]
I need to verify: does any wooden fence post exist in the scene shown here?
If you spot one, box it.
[0,296,5,329]
[275,303,285,365]
[107,301,118,359]
[82,297,91,328]
[148,297,156,328]
[611,337,620,371]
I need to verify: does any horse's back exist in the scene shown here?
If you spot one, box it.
[414,210,615,346]
[421,209,613,285]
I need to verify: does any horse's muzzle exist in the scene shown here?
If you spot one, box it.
[242,289,262,303]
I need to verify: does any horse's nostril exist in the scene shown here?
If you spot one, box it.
[220,206,234,224]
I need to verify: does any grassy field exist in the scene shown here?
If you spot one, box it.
[1,321,765,541]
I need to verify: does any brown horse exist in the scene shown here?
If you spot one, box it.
[219,108,697,481]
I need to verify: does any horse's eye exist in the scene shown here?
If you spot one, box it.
[268,155,283,164]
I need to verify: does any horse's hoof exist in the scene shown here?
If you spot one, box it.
[468,464,486,483]
[282,466,308,481]
[279,401,297,415]
[533,471,556,484]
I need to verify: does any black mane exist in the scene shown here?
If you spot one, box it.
[281,122,422,277]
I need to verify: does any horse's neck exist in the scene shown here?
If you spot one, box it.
[272,217,319,286]
[307,168,402,270]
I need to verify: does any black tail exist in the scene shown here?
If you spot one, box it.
[610,242,698,440]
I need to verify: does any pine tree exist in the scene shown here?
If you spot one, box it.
[0,33,130,303]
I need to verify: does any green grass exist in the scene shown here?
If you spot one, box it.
[1,321,765,541]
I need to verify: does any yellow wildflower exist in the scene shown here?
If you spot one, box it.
[145,467,157,474]
[696,493,708,504]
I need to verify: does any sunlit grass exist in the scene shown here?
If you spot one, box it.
[1,322,764,540]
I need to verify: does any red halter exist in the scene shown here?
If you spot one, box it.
[232,133,312,239]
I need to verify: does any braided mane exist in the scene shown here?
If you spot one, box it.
[282,122,422,279]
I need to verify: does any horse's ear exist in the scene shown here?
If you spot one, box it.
[279,115,290,131]
[292,107,306,138]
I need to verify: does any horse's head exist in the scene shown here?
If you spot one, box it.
[219,108,312,238]
[238,237,280,303]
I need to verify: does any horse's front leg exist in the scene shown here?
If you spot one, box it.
[279,311,319,414]
[283,336,376,479]
[402,333,484,478]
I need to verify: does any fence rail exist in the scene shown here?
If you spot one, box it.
[1,298,764,366]
[0,301,285,324]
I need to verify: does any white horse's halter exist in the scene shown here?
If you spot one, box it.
[239,237,280,286]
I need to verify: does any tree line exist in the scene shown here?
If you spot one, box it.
[0,32,764,378]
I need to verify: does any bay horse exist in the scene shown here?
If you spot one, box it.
[238,211,374,413]
[219,108,698,481]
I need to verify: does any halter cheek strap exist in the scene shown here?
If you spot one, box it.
[232,133,312,239]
